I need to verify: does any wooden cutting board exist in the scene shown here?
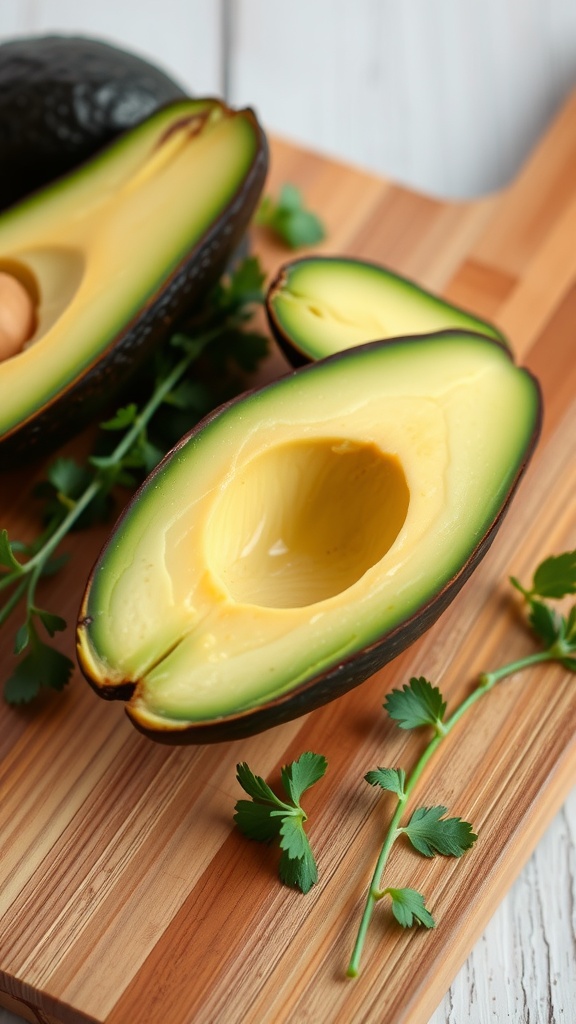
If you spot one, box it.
[1,89,575,1024]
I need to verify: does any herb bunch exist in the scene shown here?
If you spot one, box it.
[0,256,268,704]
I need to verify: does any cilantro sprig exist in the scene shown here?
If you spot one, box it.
[234,752,327,894]
[347,550,576,977]
[1,257,268,704]
[255,184,326,249]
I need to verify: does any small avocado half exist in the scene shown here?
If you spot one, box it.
[0,98,267,463]
[77,330,541,743]
[0,35,187,209]
[266,255,505,364]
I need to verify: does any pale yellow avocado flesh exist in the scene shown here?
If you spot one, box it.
[0,100,258,435]
[78,333,539,731]
[270,257,504,359]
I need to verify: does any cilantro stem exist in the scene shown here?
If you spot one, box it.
[346,647,558,977]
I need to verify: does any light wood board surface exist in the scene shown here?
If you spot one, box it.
[1,90,576,1024]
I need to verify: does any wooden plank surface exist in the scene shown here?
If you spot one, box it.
[1,90,576,1024]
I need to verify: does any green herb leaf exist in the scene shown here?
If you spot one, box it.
[4,638,73,704]
[34,608,67,637]
[233,800,281,843]
[384,888,436,929]
[100,404,139,431]
[256,184,326,249]
[528,599,561,648]
[46,457,92,500]
[384,676,446,731]
[234,753,326,894]
[279,840,318,894]
[280,751,328,805]
[224,255,266,308]
[236,762,286,808]
[364,767,406,797]
[14,623,30,655]
[0,529,24,573]
[532,550,576,599]
[402,806,478,858]
[279,813,310,860]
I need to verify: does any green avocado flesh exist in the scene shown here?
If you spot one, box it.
[0,98,263,450]
[78,331,540,741]
[267,256,505,362]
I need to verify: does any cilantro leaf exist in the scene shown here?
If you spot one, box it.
[256,184,326,249]
[14,623,30,656]
[224,255,266,308]
[402,806,478,858]
[565,606,576,644]
[384,676,446,731]
[528,599,561,648]
[279,813,311,860]
[384,888,436,929]
[532,550,576,598]
[46,457,92,500]
[234,753,326,893]
[280,751,328,805]
[233,800,281,843]
[100,404,138,431]
[236,762,286,808]
[4,637,73,704]
[364,767,406,797]
[33,608,67,638]
[279,841,318,894]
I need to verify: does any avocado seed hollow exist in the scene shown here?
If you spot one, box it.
[207,438,410,609]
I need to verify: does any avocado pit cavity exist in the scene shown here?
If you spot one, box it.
[208,438,410,608]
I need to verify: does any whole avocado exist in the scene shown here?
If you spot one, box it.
[0,35,187,208]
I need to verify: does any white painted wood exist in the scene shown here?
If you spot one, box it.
[230,0,576,197]
[430,787,576,1024]
[0,0,223,95]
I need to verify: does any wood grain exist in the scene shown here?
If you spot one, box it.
[1,89,576,1024]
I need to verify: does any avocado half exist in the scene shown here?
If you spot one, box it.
[266,255,505,365]
[0,97,267,464]
[77,330,541,743]
[0,35,187,209]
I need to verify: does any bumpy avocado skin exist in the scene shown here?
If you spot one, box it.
[0,35,187,209]
[0,101,269,465]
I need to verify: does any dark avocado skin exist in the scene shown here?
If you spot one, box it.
[0,35,187,209]
[78,333,542,745]
[0,106,269,467]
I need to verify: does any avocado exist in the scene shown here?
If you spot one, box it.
[0,35,187,209]
[0,97,267,464]
[266,256,505,365]
[77,330,541,743]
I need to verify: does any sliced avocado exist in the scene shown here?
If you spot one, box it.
[0,98,267,463]
[266,256,505,365]
[77,331,541,743]
[0,35,187,209]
